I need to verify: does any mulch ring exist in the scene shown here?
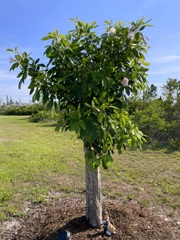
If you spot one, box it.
[0,195,179,240]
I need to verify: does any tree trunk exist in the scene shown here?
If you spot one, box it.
[85,145,102,228]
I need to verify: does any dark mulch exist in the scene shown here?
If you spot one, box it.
[0,195,179,240]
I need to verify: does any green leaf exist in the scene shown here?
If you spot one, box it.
[38,64,46,68]
[17,71,23,78]
[91,71,105,82]
[102,156,108,170]
[29,88,34,95]
[106,66,115,75]
[59,34,66,39]
[67,104,76,110]
[22,52,28,58]
[125,87,131,96]
[79,119,86,129]
[85,150,95,162]
[98,113,103,123]
[15,55,21,61]
[28,80,35,90]
[41,35,53,41]
[135,32,140,40]
[6,49,13,52]
[18,79,24,89]
[69,121,80,133]
[47,100,53,110]
[140,68,149,72]
[101,155,113,170]
[35,58,40,64]
[57,83,65,90]
[32,90,40,102]
[10,62,19,71]
[139,26,145,31]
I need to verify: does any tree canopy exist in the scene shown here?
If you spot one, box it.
[8,18,151,169]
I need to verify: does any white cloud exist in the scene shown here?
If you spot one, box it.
[167,35,180,40]
[149,65,180,75]
[143,0,170,8]
[0,59,9,65]
[150,55,180,63]
[0,69,31,102]
[0,70,17,81]
[0,82,31,102]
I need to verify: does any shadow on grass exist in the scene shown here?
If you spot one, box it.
[39,123,58,128]
[18,116,58,128]
[142,143,179,153]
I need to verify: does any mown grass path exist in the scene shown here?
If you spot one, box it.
[0,116,179,222]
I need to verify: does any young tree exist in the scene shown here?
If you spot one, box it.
[8,18,151,227]
[0,97,4,107]
[143,83,157,101]
[162,78,180,103]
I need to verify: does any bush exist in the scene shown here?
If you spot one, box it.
[131,100,167,144]
[29,111,52,122]
[166,120,180,150]
[0,104,45,115]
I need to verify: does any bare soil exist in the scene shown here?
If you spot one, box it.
[0,195,179,240]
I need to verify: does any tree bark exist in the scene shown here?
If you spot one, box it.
[85,145,102,228]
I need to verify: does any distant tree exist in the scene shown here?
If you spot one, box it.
[5,95,14,106]
[8,18,151,227]
[131,99,166,144]
[9,97,14,105]
[143,83,157,101]
[0,98,3,107]
[6,95,9,106]
[162,78,180,103]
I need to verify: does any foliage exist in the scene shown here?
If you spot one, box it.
[130,99,166,144]
[0,103,45,116]
[142,83,157,101]
[29,111,52,122]
[162,78,180,102]
[127,79,180,150]
[8,18,151,169]
[29,108,59,122]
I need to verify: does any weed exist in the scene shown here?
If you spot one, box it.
[141,199,150,208]
[126,193,134,201]
[0,191,13,203]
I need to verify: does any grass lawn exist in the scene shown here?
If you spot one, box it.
[0,116,179,223]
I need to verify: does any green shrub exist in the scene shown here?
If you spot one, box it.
[0,104,45,116]
[29,111,52,122]
[131,100,167,144]
[167,120,180,150]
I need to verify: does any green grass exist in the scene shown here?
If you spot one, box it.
[0,116,179,222]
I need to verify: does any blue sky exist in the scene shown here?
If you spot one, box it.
[0,0,180,103]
